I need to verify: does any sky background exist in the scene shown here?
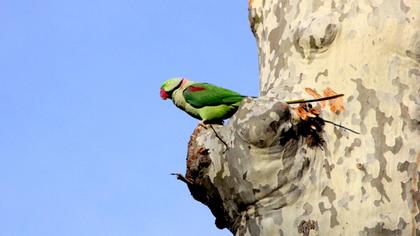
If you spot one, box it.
[0,1,258,236]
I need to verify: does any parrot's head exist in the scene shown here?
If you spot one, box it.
[160,78,184,100]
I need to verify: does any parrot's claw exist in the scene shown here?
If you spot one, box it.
[198,121,209,129]
[198,120,224,129]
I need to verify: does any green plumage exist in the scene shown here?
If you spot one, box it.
[183,83,244,108]
[160,78,246,123]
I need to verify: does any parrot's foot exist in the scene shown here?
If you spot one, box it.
[198,121,209,129]
[198,120,224,129]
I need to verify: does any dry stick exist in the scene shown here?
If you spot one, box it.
[323,119,360,134]
[171,173,193,185]
[209,124,229,150]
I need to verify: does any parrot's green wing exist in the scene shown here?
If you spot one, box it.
[183,83,245,108]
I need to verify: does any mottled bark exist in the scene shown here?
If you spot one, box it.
[177,1,420,235]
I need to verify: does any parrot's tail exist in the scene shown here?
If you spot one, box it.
[245,94,344,103]
[286,94,344,104]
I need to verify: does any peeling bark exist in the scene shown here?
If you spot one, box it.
[176,1,420,235]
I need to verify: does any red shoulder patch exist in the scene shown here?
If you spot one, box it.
[188,86,206,92]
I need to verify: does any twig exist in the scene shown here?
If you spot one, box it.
[209,124,229,151]
[171,173,193,185]
[323,119,360,134]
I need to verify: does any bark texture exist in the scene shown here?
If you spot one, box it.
[179,1,420,235]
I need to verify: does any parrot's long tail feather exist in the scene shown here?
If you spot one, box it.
[323,119,360,134]
[286,94,344,104]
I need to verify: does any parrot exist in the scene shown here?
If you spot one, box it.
[160,77,247,124]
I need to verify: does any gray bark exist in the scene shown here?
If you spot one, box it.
[178,1,420,235]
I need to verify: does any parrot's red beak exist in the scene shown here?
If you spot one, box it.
[160,88,169,100]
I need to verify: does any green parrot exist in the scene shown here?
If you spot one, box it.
[160,77,346,124]
[160,78,245,124]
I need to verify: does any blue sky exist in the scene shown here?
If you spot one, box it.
[0,1,258,235]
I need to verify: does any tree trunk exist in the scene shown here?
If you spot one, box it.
[177,1,420,235]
